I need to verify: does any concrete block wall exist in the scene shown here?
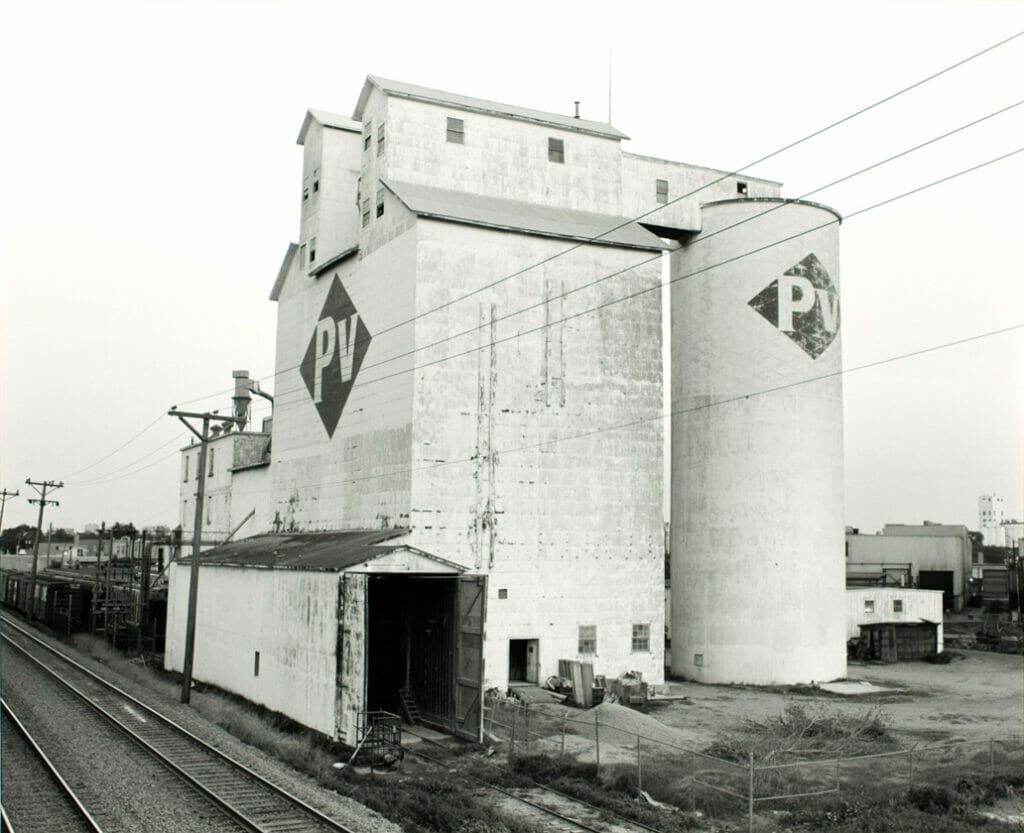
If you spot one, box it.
[407,220,665,686]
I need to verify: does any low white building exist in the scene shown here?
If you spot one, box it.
[846,587,943,654]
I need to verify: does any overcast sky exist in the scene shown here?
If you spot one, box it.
[1,0,1021,537]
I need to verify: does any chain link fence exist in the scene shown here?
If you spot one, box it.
[483,695,1023,831]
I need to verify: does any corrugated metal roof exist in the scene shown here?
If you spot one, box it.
[355,76,628,141]
[189,529,411,571]
[297,108,362,145]
[384,179,668,251]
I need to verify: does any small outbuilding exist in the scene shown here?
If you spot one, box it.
[846,587,943,661]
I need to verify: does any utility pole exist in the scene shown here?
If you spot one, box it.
[168,407,238,704]
[0,488,19,537]
[26,478,63,619]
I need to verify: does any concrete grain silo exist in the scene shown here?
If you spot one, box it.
[670,198,846,685]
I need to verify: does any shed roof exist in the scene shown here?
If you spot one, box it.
[354,76,628,140]
[384,179,668,251]
[183,528,464,572]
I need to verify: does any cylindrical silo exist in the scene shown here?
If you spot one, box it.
[670,198,846,685]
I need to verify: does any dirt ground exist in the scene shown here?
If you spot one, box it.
[649,648,1023,748]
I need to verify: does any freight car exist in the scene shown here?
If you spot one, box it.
[1,570,93,634]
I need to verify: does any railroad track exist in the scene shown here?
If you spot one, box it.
[401,725,668,833]
[1,699,104,833]
[0,614,361,833]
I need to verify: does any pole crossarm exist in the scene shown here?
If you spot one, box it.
[25,479,65,621]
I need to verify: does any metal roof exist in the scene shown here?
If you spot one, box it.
[354,76,628,141]
[384,179,669,251]
[186,529,413,571]
[296,108,362,145]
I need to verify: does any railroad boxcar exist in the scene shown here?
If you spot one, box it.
[1,570,93,633]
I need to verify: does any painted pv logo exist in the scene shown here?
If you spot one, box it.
[748,253,839,359]
[300,276,372,438]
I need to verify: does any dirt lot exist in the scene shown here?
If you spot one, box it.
[648,648,1022,748]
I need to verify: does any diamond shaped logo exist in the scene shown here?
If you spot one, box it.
[748,253,839,359]
[300,276,371,438]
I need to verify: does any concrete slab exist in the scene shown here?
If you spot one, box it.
[819,680,900,695]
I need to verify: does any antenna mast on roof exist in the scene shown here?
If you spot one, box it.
[608,48,613,124]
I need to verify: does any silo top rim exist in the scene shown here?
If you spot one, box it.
[701,197,842,224]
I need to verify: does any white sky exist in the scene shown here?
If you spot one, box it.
[1,0,1021,536]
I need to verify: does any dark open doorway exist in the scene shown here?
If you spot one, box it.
[508,638,539,684]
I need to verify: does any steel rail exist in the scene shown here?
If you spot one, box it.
[1,698,107,833]
[0,615,360,833]
[401,725,668,833]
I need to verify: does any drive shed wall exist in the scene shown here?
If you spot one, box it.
[846,587,943,652]
[165,564,340,737]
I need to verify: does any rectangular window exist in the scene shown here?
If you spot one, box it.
[376,188,384,218]
[364,123,372,151]
[656,179,669,204]
[377,122,385,156]
[208,447,215,476]
[312,168,320,193]
[254,651,260,676]
[578,625,597,655]
[864,600,875,613]
[548,137,565,163]
[446,117,465,144]
[893,599,904,613]
[309,236,316,263]
[737,181,749,195]
[631,623,650,652]
[361,199,370,227]
[302,185,309,202]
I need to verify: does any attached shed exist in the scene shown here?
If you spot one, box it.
[165,530,486,745]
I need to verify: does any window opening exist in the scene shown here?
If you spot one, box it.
[377,123,385,156]
[309,236,316,263]
[364,123,372,151]
[893,599,904,612]
[631,623,650,652]
[578,625,596,655]
[864,599,875,613]
[313,168,320,192]
[497,588,508,599]
[376,188,384,218]
[656,179,669,204]
[548,137,565,163]
[208,447,215,476]
[446,117,464,144]
[361,199,370,227]
[737,181,749,195]
[254,651,260,676]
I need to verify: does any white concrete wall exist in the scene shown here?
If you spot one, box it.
[407,220,665,687]
[671,199,846,685]
[165,564,341,738]
[620,153,780,231]
[846,587,944,652]
[299,120,362,267]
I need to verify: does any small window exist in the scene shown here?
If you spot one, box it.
[309,236,316,263]
[377,123,385,156]
[376,188,384,218]
[548,137,565,164]
[631,623,650,652]
[208,447,215,476]
[302,185,309,202]
[312,168,320,193]
[737,181,749,196]
[864,599,875,613]
[497,588,508,599]
[361,199,370,227]
[446,117,465,144]
[656,179,669,204]
[205,495,212,525]
[363,123,372,151]
[893,599,904,613]
[254,651,260,676]
[578,625,597,655]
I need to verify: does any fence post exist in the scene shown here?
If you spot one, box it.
[509,708,516,761]
[636,735,642,793]
[595,712,601,773]
[690,750,696,812]
[748,752,755,833]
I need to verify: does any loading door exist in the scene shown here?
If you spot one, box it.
[454,575,486,741]
[918,570,954,611]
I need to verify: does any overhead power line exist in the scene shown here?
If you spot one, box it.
[175,27,1024,411]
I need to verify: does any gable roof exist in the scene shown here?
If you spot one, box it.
[297,108,362,145]
[383,179,668,251]
[354,76,628,141]
[182,528,463,573]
